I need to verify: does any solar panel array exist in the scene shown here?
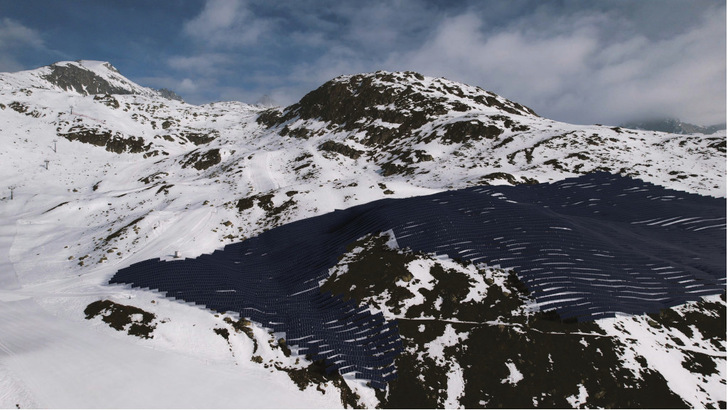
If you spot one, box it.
[110,172,726,388]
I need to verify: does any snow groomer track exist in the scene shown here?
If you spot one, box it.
[110,172,726,388]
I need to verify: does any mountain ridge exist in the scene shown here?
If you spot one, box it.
[0,60,184,102]
[620,117,725,135]
[0,61,725,408]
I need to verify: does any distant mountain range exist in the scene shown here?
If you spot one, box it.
[0,60,724,408]
[621,117,725,135]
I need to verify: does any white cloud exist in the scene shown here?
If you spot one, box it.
[178,78,198,93]
[183,0,271,48]
[342,0,430,53]
[0,18,45,71]
[0,56,24,73]
[167,54,231,76]
[0,18,44,49]
[400,14,599,97]
[163,1,724,126]
[134,75,217,105]
[383,5,725,125]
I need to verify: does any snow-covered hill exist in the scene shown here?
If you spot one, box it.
[621,117,726,135]
[0,61,724,408]
[0,60,176,99]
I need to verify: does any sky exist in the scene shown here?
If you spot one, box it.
[0,0,725,126]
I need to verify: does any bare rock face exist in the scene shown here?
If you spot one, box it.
[38,61,184,102]
[322,233,725,408]
[257,71,538,147]
[180,148,222,171]
[43,62,135,96]
[256,71,544,178]
[59,125,151,154]
[156,88,184,102]
[84,299,157,339]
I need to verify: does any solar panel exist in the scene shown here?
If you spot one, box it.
[109,172,726,389]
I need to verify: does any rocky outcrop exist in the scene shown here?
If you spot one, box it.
[257,71,538,147]
[59,126,151,154]
[318,140,364,159]
[156,88,185,102]
[180,148,222,170]
[43,62,134,96]
[39,61,183,101]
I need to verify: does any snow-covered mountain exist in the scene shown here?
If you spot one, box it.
[0,60,177,100]
[0,60,724,408]
[621,117,725,135]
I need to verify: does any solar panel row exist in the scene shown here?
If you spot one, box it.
[110,172,726,389]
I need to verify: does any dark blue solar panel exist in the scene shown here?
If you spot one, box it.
[109,172,726,388]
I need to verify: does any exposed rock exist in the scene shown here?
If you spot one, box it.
[180,148,222,170]
[436,120,503,144]
[318,140,363,159]
[93,94,120,108]
[323,233,702,408]
[179,130,219,145]
[84,299,156,339]
[8,101,41,117]
[479,172,538,185]
[59,126,151,154]
[260,71,537,148]
[9,101,28,114]
[156,88,184,102]
[102,216,145,246]
[376,148,434,176]
[256,108,283,127]
[275,360,363,408]
[707,137,726,153]
[43,62,133,95]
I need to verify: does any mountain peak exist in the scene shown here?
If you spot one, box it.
[258,70,538,146]
[53,60,120,72]
[0,60,181,101]
[620,117,725,135]
[275,70,537,125]
[42,60,153,97]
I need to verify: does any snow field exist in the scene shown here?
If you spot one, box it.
[0,61,724,407]
[598,298,726,408]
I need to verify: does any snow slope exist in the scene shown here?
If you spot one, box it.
[0,61,724,408]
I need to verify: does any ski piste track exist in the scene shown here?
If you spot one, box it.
[110,172,726,389]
